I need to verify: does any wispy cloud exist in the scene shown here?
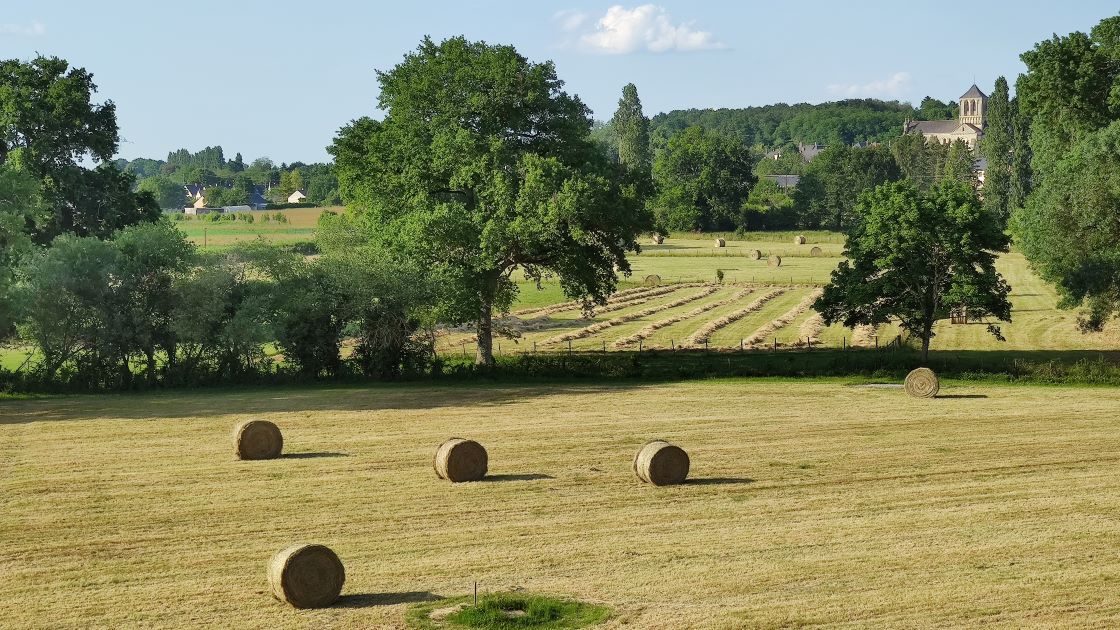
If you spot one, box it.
[0,21,46,37]
[828,72,911,98]
[559,4,725,54]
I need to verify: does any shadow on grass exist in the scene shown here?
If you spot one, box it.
[282,451,348,459]
[336,591,443,608]
[686,477,756,486]
[935,394,989,399]
[483,473,554,482]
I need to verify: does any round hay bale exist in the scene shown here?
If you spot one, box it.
[714,238,726,248]
[810,246,823,257]
[434,438,488,482]
[794,235,806,245]
[269,544,345,609]
[749,249,762,261]
[644,274,662,287]
[651,234,664,245]
[904,367,940,399]
[768,255,782,267]
[234,420,283,460]
[633,440,690,486]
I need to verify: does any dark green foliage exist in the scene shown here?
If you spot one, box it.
[407,593,612,629]
[917,96,957,121]
[792,144,900,230]
[1012,121,1120,331]
[889,135,973,190]
[0,164,43,338]
[331,36,649,365]
[611,83,652,173]
[980,77,1013,222]
[652,125,756,231]
[651,99,916,148]
[137,175,187,210]
[815,180,1011,360]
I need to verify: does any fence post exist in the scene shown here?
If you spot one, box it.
[533,341,537,353]
[670,339,674,350]
[461,341,466,357]
[639,339,643,352]
[568,340,572,356]
[740,338,744,351]
[602,340,606,353]
[773,337,777,351]
[704,340,709,352]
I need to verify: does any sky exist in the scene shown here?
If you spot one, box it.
[1,1,1116,164]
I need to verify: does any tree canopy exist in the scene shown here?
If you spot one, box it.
[330,36,649,364]
[652,125,756,232]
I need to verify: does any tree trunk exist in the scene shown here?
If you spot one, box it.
[475,275,497,367]
[145,348,157,386]
[921,315,934,363]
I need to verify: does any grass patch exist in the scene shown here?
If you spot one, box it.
[407,593,612,629]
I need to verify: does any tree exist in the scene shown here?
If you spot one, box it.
[0,56,159,241]
[0,164,44,338]
[918,96,957,121]
[652,125,756,232]
[793,144,900,230]
[278,171,294,196]
[1012,120,1120,330]
[229,152,245,173]
[940,139,975,187]
[137,175,186,210]
[815,180,1011,360]
[611,83,652,173]
[1008,96,1033,210]
[980,77,1013,223]
[330,36,649,365]
[289,169,305,194]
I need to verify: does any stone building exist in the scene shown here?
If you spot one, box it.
[903,84,987,147]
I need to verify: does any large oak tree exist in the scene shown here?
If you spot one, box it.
[330,37,649,365]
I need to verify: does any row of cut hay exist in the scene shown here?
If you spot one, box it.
[851,324,879,347]
[512,285,657,317]
[798,312,826,345]
[542,286,720,346]
[682,288,786,347]
[515,284,688,319]
[613,287,755,348]
[743,289,824,348]
[589,284,701,317]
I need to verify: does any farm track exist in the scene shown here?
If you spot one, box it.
[682,288,786,347]
[542,286,720,346]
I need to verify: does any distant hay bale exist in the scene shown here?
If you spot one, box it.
[810,246,823,257]
[633,440,690,486]
[768,255,782,267]
[651,234,664,245]
[434,438,488,482]
[269,544,345,609]
[749,249,762,261]
[644,274,662,287]
[794,235,806,245]
[904,368,940,399]
[714,238,726,248]
[234,420,283,460]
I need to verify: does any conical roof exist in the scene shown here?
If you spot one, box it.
[960,84,987,100]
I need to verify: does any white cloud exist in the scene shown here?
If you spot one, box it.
[827,72,911,98]
[0,21,46,37]
[567,5,725,54]
[553,9,588,32]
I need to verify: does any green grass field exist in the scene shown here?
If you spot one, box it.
[174,207,336,249]
[3,380,1120,627]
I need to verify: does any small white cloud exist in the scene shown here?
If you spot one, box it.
[827,72,911,98]
[566,4,725,54]
[0,21,46,37]
[553,9,588,32]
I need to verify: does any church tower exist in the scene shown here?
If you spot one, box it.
[959,84,988,128]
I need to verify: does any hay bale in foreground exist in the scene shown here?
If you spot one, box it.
[644,274,662,287]
[794,235,806,245]
[714,238,726,248]
[434,438,488,482]
[269,544,345,609]
[768,255,782,267]
[651,234,664,245]
[234,420,283,460]
[810,246,823,257]
[904,367,940,398]
[633,440,690,486]
[749,249,762,261]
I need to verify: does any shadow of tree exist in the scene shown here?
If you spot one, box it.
[686,477,756,486]
[282,452,348,459]
[482,473,554,482]
[335,591,443,608]
[935,394,989,399]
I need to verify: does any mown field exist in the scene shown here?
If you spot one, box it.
[3,380,1120,627]
[174,207,337,248]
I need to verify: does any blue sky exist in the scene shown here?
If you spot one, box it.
[1,1,1115,164]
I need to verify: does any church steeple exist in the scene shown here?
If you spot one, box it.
[959,84,988,129]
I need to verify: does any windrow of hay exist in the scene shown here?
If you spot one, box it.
[589,284,704,317]
[633,440,690,486]
[743,289,823,348]
[268,544,345,609]
[613,287,755,348]
[543,286,720,346]
[682,288,786,347]
[513,285,680,318]
[851,324,879,347]
[434,438,488,482]
[798,312,825,344]
[904,367,940,398]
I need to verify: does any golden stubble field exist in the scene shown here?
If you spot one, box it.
[2,380,1120,628]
